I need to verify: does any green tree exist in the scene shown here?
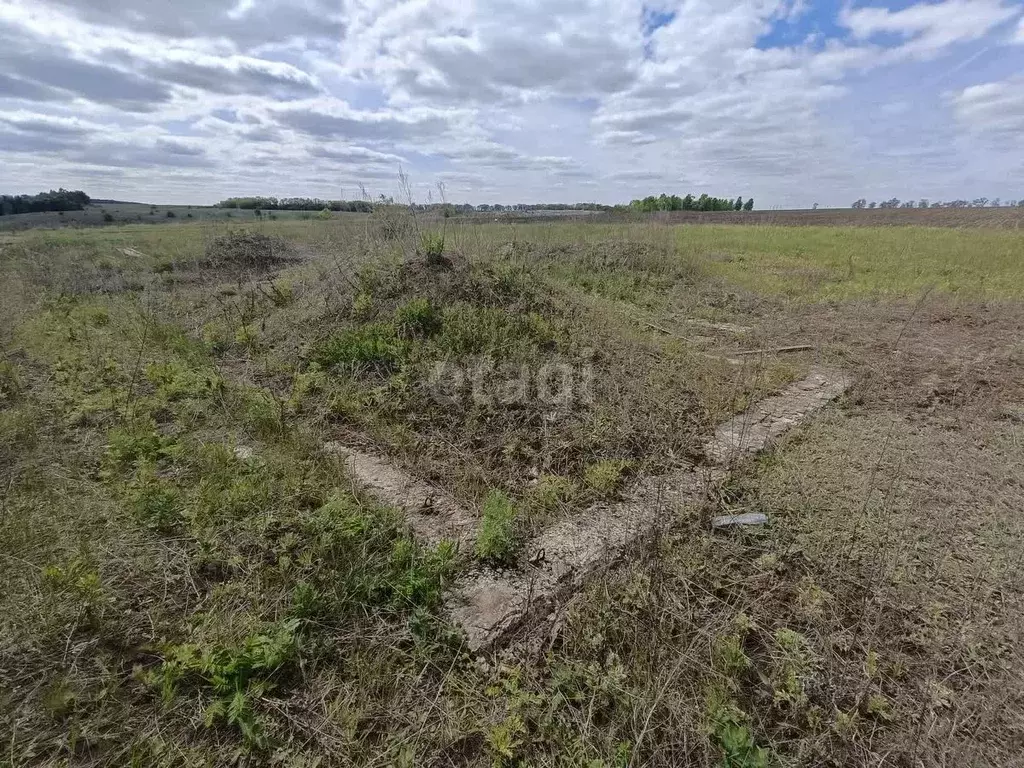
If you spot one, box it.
[743,198,754,211]
[734,196,743,211]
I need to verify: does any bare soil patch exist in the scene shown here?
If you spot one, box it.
[633,207,1024,228]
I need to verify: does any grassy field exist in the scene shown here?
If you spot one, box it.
[0,203,348,232]
[7,202,1024,234]
[1,214,1023,766]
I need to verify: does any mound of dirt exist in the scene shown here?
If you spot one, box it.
[202,230,295,271]
[370,254,562,317]
[315,253,707,500]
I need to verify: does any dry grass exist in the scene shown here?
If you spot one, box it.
[2,212,1023,766]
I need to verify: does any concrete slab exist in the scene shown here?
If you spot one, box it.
[703,367,851,464]
[323,442,478,550]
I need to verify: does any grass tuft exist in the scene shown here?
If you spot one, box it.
[475,490,521,564]
[583,459,632,497]
[315,323,407,372]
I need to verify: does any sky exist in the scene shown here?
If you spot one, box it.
[0,0,1022,207]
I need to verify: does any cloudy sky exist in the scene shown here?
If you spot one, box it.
[1,0,1022,207]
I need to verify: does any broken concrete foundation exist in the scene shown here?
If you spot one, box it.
[323,442,478,550]
[329,367,852,652]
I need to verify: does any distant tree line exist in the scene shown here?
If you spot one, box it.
[851,197,1024,209]
[0,189,91,216]
[217,197,376,212]
[218,194,755,215]
[629,193,753,212]
[399,202,613,214]
[219,197,621,214]
[217,194,759,215]
[486,202,614,212]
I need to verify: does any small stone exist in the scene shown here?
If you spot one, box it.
[711,512,768,529]
[999,404,1024,423]
[233,445,255,460]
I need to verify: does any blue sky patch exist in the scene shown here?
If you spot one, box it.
[757,0,846,49]
[163,119,201,136]
[642,6,677,36]
[642,5,676,58]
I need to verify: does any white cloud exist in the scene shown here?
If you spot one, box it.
[309,145,407,166]
[273,99,464,148]
[1,0,1023,205]
[952,76,1024,139]
[140,53,322,99]
[841,0,1019,58]
[339,0,644,103]
[23,0,344,48]
[0,111,103,136]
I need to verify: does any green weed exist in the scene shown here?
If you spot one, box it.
[265,279,294,307]
[299,496,455,612]
[524,474,579,526]
[418,230,445,264]
[127,466,183,532]
[714,633,752,677]
[145,360,223,402]
[584,459,632,497]
[315,323,407,372]
[234,387,285,438]
[351,291,374,320]
[103,421,177,474]
[435,304,553,356]
[200,321,233,354]
[394,297,442,338]
[707,692,772,768]
[770,628,817,711]
[147,618,302,748]
[233,324,261,352]
[42,556,107,627]
[475,490,521,564]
